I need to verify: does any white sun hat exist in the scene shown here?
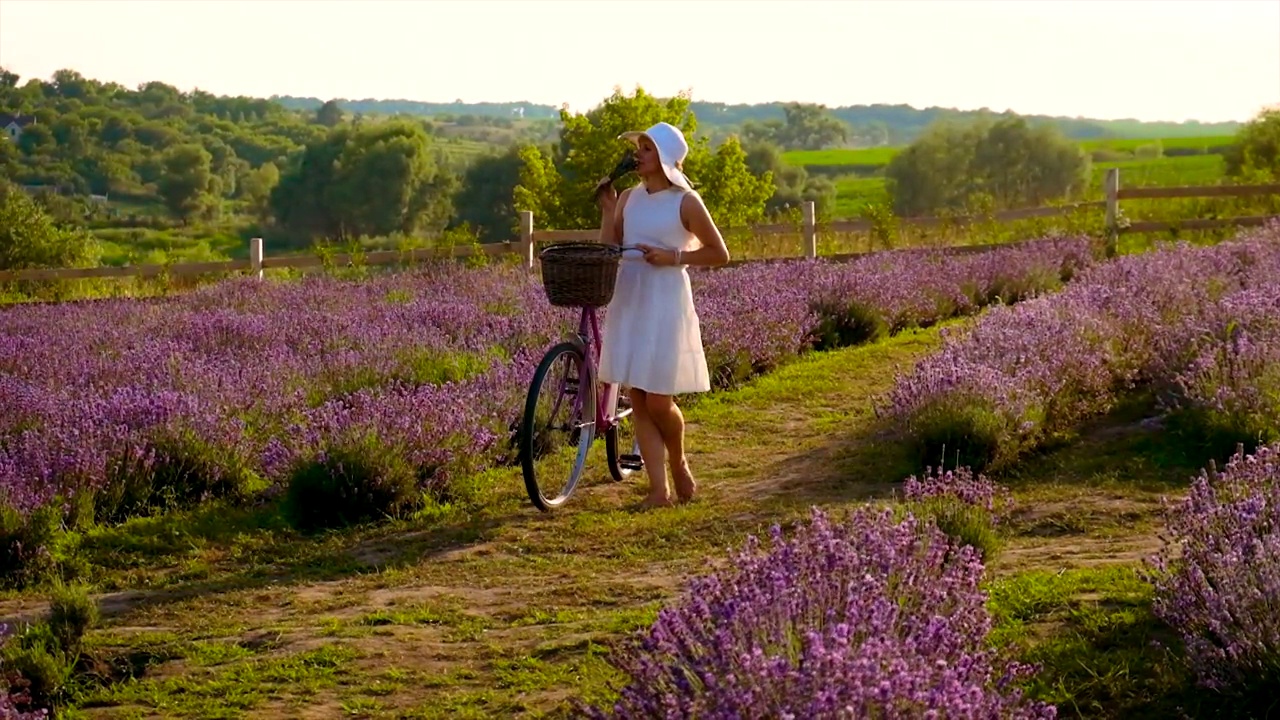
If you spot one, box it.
[618,121,694,191]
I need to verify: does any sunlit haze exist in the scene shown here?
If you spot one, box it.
[1,0,1278,122]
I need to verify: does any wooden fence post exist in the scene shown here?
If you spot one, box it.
[249,237,264,280]
[519,210,535,272]
[802,201,818,259]
[1104,168,1120,257]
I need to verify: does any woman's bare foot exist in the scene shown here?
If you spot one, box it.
[637,494,674,510]
[672,461,697,503]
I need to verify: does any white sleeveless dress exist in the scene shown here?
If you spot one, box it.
[598,186,712,396]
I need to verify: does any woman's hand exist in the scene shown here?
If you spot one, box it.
[636,243,683,267]
[595,176,618,211]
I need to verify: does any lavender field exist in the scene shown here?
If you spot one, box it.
[0,237,1094,544]
[7,225,1280,717]
[879,221,1280,471]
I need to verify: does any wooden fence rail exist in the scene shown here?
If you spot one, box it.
[1,170,1278,284]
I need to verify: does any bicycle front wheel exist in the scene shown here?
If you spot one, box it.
[519,341,598,511]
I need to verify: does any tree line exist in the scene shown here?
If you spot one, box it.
[1,67,1276,270]
[272,94,1243,146]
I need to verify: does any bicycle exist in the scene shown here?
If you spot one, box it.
[518,241,644,511]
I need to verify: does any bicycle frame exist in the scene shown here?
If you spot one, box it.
[572,304,623,434]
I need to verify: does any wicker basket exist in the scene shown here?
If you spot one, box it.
[539,242,623,308]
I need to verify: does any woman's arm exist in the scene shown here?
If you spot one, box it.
[638,191,730,267]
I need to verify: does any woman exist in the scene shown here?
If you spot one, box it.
[594,121,731,509]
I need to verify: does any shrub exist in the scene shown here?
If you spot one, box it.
[901,465,1011,561]
[0,625,49,719]
[0,236,1094,532]
[584,507,1055,719]
[1148,443,1280,696]
[899,393,1020,474]
[1161,284,1280,458]
[0,586,96,718]
[0,503,80,591]
[810,298,887,349]
[283,431,425,533]
[0,179,100,274]
[0,623,72,715]
[47,585,97,657]
[93,428,261,524]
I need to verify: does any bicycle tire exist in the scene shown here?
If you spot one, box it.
[519,341,597,511]
[605,388,642,483]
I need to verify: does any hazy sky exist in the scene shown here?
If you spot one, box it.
[1,0,1277,122]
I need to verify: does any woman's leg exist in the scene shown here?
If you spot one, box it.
[643,392,697,502]
[628,389,671,506]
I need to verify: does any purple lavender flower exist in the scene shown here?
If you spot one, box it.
[902,465,1010,519]
[1147,442,1280,693]
[585,507,1056,719]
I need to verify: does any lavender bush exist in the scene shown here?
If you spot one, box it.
[879,222,1280,471]
[1147,442,1280,694]
[585,507,1056,719]
[1161,282,1280,456]
[804,236,1095,350]
[901,466,1012,561]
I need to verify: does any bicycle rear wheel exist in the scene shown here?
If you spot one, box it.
[519,341,597,511]
[606,387,642,482]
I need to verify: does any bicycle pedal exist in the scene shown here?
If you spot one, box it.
[619,453,644,470]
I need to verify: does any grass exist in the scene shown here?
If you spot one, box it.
[832,175,891,218]
[1089,154,1226,190]
[794,139,1260,230]
[781,134,1238,170]
[0,311,1240,718]
[92,226,250,266]
[780,133,1249,223]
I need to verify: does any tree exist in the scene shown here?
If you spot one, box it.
[969,118,1090,207]
[158,143,216,222]
[315,100,344,128]
[0,179,100,271]
[740,103,851,151]
[238,161,280,220]
[883,121,985,217]
[1224,107,1280,180]
[0,138,19,176]
[743,140,837,218]
[270,120,457,242]
[884,118,1088,217]
[777,103,850,150]
[51,114,89,158]
[452,146,523,242]
[17,124,54,155]
[513,87,773,230]
[51,69,92,100]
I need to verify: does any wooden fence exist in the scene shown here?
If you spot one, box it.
[1,169,1278,284]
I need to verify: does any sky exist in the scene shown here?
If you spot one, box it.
[1,0,1277,123]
